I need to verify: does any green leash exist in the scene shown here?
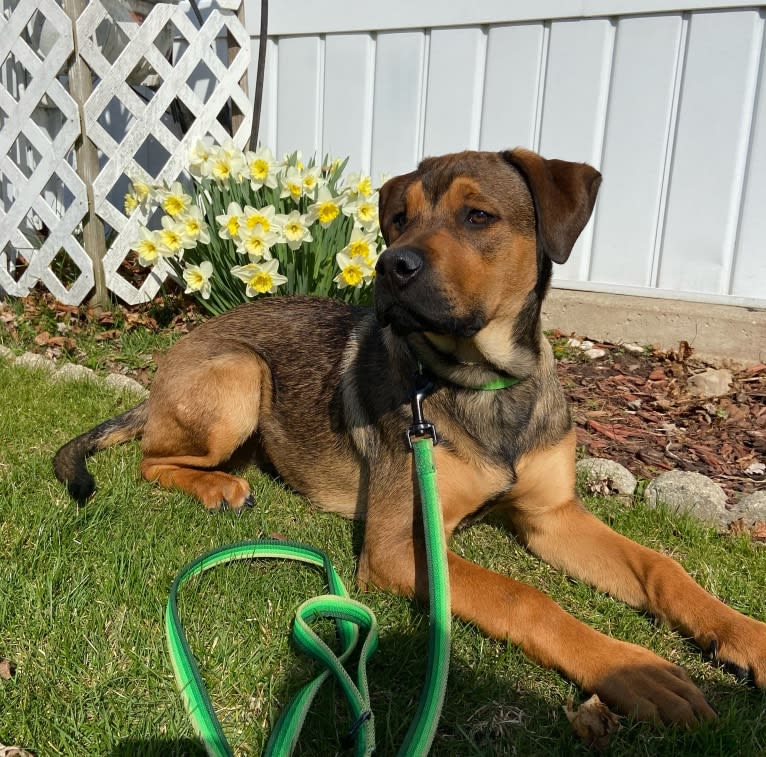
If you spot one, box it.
[165,384,451,755]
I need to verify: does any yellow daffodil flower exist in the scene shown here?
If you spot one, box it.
[189,138,215,179]
[245,146,279,190]
[124,192,139,215]
[278,210,313,250]
[242,205,279,235]
[334,251,374,289]
[339,227,379,266]
[279,166,304,202]
[182,261,213,299]
[343,192,379,233]
[306,186,344,229]
[231,259,288,296]
[158,215,189,257]
[216,202,244,241]
[130,227,164,267]
[159,182,193,217]
[178,206,210,245]
[344,172,374,198]
[237,228,279,261]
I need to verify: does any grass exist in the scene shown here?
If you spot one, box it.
[1,357,765,756]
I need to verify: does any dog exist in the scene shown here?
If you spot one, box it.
[54,148,766,725]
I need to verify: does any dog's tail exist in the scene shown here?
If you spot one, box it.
[53,402,149,503]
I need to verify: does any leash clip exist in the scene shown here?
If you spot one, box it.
[341,709,372,749]
[406,376,437,449]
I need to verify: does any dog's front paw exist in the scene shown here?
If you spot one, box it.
[587,642,716,726]
[703,615,766,687]
[197,472,253,513]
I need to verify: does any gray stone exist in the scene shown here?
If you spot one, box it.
[577,457,637,496]
[687,368,732,398]
[622,342,645,354]
[0,345,14,361]
[728,491,766,526]
[15,351,55,372]
[644,471,728,526]
[583,348,607,360]
[53,363,96,383]
[103,373,148,397]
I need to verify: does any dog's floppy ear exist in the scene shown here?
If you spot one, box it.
[502,148,601,264]
[378,170,418,245]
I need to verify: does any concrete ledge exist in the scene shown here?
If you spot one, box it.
[542,289,766,364]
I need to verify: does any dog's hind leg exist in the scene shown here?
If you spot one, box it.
[140,352,268,511]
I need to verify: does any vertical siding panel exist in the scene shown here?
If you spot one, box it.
[589,15,682,288]
[369,31,425,179]
[480,22,545,150]
[251,37,279,150]
[275,36,322,158]
[658,9,762,295]
[730,16,766,300]
[323,34,373,172]
[422,27,485,156]
[538,18,613,282]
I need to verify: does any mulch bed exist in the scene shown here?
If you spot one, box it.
[552,332,766,501]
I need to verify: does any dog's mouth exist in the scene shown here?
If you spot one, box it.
[375,298,484,338]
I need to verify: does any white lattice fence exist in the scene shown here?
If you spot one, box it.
[0,0,92,302]
[0,0,251,305]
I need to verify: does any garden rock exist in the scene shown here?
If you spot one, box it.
[728,491,766,526]
[0,345,13,361]
[53,364,96,383]
[644,471,728,526]
[577,457,637,496]
[584,348,606,360]
[15,352,55,372]
[104,373,148,397]
[621,343,644,354]
[687,368,732,398]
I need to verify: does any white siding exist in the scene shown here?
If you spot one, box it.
[244,1,766,307]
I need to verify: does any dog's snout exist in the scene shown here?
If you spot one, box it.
[376,247,424,286]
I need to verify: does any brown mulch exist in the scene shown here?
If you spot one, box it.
[552,332,766,501]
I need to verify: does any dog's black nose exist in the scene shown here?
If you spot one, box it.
[376,247,423,286]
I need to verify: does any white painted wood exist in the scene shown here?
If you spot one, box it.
[241,0,764,36]
[729,17,766,300]
[589,14,682,288]
[275,35,322,159]
[539,17,614,283]
[322,33,374,173]
[480,22,545,151]
[657,9,762,295]
[369,31,427,180]
[422,27,486,156]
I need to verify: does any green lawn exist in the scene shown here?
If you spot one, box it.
[1,359,765,756]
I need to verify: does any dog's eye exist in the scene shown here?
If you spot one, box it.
[466,208,494,226]
[392,212,407,232]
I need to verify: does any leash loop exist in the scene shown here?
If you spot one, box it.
[166,380,451,756]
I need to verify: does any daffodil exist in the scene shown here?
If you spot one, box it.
[245,146,279,190]
[216,202,244,241]
[210,143,247,185]
[339,227,379,266]
[189,138,215,179]
[343,192,379,232]
[237,228,280,261]
[159,182,192,217]
[278,210,313,250]
[178,206,210,245]
[231,259,287,296]
[242,205,279,236]
[306,186,344,229]
[124,192,139,215]
[131,227,163,266]
[157,215,191,257]
[343,172,374,199]
[128,175,154,206]
[301,166,322,196]
[334,251,374,289]
[183,261,213,299]
[279,166,304,202]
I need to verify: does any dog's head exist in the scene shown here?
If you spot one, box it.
[374,149,600,374]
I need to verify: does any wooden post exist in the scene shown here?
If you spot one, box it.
[227,1,248,136]
[63,0,110,310]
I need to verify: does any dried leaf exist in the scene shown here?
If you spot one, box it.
[0,658,15,679]
[752,522,766,542]
[33,331,51,346]
[648,368,666,381]
[563,694,620,750]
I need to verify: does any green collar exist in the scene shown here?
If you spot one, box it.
[476,375,521,391]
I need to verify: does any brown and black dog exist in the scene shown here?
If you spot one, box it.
[54,148,766,725]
